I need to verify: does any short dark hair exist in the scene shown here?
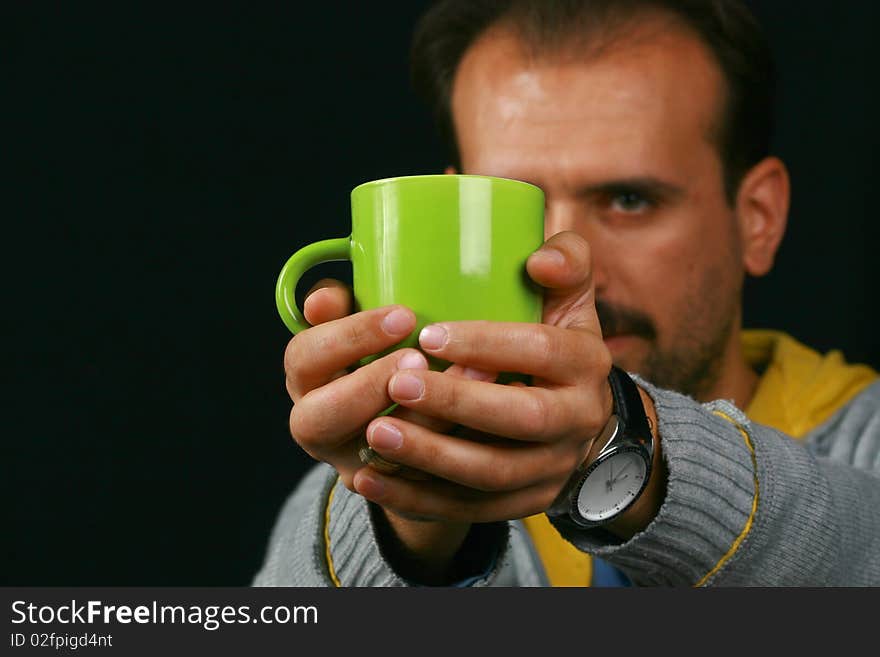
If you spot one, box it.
[410,0,775,204]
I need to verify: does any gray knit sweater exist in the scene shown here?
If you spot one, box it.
[253,378,880,586]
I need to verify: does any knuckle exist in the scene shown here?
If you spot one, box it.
[285,375,298,402]
[533,325,559,367]
[349,357,395,409]
[453,320,487,356]
[314,312,385,360]
[520,391,551,439]
[288,406,320,461]
[343,319,371,350]
[550,393,574,439]
[553,445,582,480]
[558,230,591,268]
[416,431,443,471]
[481,459,514,492]
[369,356,398,399]
[310,330,339,359]
[589,336,613,373]
[288,404,312,446]
[426,372,453,410]
[283,335,296,363]
[582,403,607,437]
[567,332,604,376]
[469,322,497,357]
[284,332,326,386]
[289,394,328,448]
[574,233,592,267]
[575,384,611,437]
[444,377,457,409]
[283,336,301,377]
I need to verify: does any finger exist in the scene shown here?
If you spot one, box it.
[285,361,347,402]
[303,279,354,325]
[355,363,500,484]
[364,416,578,492]
[285,305,417,397]
[323,446,375,491]
[387,370,604,442]
[388,363,496,432]
[526,231,602,332]
[417,320,607,384]
[352,468,561,524]
[290,348,428,452]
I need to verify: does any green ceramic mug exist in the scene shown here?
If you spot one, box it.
[275,174,545,365]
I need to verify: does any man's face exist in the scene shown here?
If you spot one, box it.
[451,22,747,398]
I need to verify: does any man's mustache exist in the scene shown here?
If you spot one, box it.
[595,299,656,341]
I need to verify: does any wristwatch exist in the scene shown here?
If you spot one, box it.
[547,365,654,529]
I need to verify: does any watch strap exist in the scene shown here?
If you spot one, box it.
[608,365,652,450]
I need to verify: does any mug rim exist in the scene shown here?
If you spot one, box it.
[351,173,543,196]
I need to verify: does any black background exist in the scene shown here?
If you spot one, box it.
[4,2,878,585]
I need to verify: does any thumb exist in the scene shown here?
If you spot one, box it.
[303,278,354,325]
[526,231,602,334]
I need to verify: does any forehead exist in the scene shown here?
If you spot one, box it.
[450,22,725,185]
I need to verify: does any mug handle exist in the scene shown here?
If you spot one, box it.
[275,237,351,333]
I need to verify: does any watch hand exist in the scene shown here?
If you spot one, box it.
[611,462,632,484]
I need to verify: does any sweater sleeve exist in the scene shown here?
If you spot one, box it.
[551,378,880,586]
[252,462,546,587]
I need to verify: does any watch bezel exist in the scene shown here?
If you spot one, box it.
[568,443,652,528]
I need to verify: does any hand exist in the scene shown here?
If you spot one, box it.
[286,279,494,487]
[284,279,492,580]
[352,232,619,523]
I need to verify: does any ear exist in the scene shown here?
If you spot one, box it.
[734,156,790,277]
[444,166,458,175]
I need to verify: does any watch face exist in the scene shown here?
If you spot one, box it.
[576,448,648,523]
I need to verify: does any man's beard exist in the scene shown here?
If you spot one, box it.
[596,278,738,401]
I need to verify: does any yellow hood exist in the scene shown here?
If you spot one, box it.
[743,329,877,438]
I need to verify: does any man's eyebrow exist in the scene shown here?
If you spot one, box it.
[578,177,686,201]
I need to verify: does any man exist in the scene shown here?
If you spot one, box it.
[254,0,880,586]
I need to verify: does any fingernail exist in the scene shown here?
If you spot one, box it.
[397,350,427,370]
[419,325,447,351]
[368,421,403,450]
[462,367,495,382]
[532,248,564,265]
[381,308,413,336]
[390,373,424,401]
[355,471,385,499]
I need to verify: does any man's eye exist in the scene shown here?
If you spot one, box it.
[610,191,651,213]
